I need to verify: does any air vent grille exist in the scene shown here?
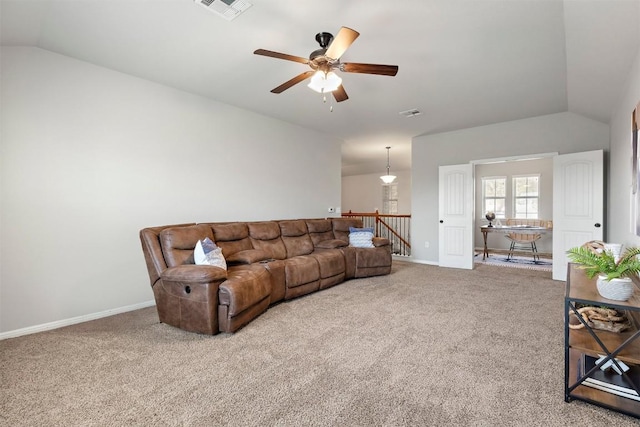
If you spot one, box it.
[399,109,422,118]
[194,0,252,21]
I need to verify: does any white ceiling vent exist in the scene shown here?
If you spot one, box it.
[194,0,252,21]
[399,108,422,118]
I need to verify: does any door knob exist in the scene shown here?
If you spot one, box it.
[595,223,601,228]
[439,220,444,223]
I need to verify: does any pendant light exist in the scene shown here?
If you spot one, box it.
[380,146,396,184]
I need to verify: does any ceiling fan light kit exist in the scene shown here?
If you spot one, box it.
[307,71,342,93]
[254,26,399,105]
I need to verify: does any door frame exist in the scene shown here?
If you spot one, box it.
[470,151,558,266]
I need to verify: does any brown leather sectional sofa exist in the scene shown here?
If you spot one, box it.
[140,218,392,334]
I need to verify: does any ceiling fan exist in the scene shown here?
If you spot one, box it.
[254,27,399,103]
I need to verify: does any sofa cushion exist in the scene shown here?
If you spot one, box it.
[218,265,271,317]
[306,219,333,233]
[315,239,348,249]
[279,219,308,236]
[211,223,253,257]
[248,221,280,240]
[283,255,320,288]
[212,222,248,240]
[356,247,392,268]
[279,220,314,257]
[332,218,364,243]
[306,219,336,246]
[310,250,345,278]
[248,221,287,260]
[226,249,270,265]
[160,224,215,267]
[310,250,346,290]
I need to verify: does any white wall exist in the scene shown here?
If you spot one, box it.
[608,44,640,248]
[474,158,553,253]
[0,47,343,334]
[341,170,411,214]
[411,112,609,263]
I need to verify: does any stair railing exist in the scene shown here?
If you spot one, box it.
[341,210,411,257]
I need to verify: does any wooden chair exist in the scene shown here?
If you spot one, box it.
[504,219,552,262]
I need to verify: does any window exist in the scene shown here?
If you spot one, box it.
[482,177,506,218]
[513,175,539,218]
[382,183,398,214]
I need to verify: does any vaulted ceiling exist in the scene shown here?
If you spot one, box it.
[2,0,639,175]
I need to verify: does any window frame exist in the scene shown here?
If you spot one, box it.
[481,176,506,219]
[382,183,398,214]
[512,174,540,219]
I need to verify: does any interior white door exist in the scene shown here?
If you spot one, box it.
[552,150,604,280]
[439,163,474,269]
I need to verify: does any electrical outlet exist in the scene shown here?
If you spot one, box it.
[424,241,430,248]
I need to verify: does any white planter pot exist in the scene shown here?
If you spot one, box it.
[596,276,635,301]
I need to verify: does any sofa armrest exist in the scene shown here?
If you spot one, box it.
[315,239,349,249]
[161,265,227,283]
[226,249,270,265]
[372,237,390,247]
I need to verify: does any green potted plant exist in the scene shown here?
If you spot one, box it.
[566,245,640,301]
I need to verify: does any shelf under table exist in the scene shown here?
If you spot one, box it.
[565,264,640,418]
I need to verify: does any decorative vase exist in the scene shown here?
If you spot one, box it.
[596,276,635,301]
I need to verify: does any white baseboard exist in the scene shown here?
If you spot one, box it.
[390,253,439,266]
[409,258,440,266]
[0,300,156,340]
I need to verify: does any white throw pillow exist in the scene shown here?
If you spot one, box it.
[349,227,375,248]
[194,237,227,270]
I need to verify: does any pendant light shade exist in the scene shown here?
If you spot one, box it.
[380,146,396,184]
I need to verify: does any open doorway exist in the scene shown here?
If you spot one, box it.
[438,150,603,278]
[473,156,554,270]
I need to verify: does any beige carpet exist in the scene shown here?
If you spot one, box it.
[1,262,638,426]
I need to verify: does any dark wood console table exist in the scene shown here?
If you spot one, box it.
[564,264,640,418]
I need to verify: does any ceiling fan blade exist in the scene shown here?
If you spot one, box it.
[254,49,309,65]
[324,27,360,60]
[333,85,349,102]
[270,71,315,93]
[341,62,399,76]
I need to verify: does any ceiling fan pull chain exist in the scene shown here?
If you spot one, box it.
[320,88,334,112]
